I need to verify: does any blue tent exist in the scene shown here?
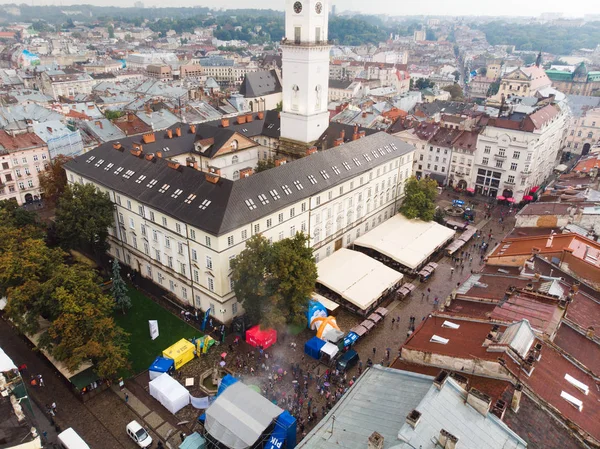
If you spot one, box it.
[343,331,359,347]
[304,337,326,360]
[265,411,297,449]
[148,356,174,380]
[217,374,239,397]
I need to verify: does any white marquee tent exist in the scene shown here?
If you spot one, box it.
[316,248,403,312]
[149,373,190,415]
[354,214,455,270]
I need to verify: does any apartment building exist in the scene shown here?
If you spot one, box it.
[39,69,94,100]
[0,130,50,205]
[564,95,600,156]
[64,132,414,323]
[472,104,566,201]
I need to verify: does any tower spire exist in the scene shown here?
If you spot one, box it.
[535,51,542,68]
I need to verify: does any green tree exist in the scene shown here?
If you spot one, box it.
[433,208,446,225]
[231,234,317,328]
[104,110,124,120]
[442,84,464,100]
[400,176,439,221]
[256,158,276,172]
[107,24,115,38]
[55,183,114,253]
[479,67,488,76]
[111,258,131,314]
[452,70,461,82]
[415,78,434,90]
[487,81,500,97]
[426,29,436,41]
[38,154,71,206]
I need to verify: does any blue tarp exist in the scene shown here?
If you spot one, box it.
[179,432,206,449]
[149,356,174,374]
[304,337,326,360]
[265,411,297,449]
[343,332,359,347]
[217,374,239,397]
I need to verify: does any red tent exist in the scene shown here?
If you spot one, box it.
[245,326,277,350]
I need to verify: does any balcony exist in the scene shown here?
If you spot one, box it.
[504,180,516,186]
[521,169,532,175]
[494,153,507,160]
[454,172,465,178]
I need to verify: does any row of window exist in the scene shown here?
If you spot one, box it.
[484,146,521,159]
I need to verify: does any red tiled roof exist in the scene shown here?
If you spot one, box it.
[566,291,600,331]
[444,298,496,318]
[490,294,562,335]
[488,233,592,258]
[520,343,600,442]
[0,130,45,151]
[573,154,600,173]
[554,323,600,376]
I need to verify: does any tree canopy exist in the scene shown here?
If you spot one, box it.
[230,233,317,329]
[399,176,439,221]
[38,155,71,206]
[55,183,114,253]
[1,205,129,378]
[111,258,131,314]
[442,84,464,101]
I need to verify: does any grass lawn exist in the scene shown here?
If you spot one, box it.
[114,286,201,376]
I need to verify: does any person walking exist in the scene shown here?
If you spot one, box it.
[51,402,57,414]
[125,393,129,403]
[37,375,45,387]
[372,347,376,356]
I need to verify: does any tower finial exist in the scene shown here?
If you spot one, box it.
[535,50,542,68]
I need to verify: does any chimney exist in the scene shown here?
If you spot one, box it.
[367,432,384,449]
[156,151,163,158]
[167,129,173,139]
[352,124,359,141]
[340,128,346,141]
[439,429,459,449]
[491,399,507,420]
[190,124,196,134]
[96,120,103,129]
[132,142,143,152]
[167,160,181,170]
[467,388,492,416]
[511,384,523,413]
[145,153,155,161]
[142,132,156,144]
[113,142,123,150]
[208,166,221,176]
[359,131,366,138]
[246,113,253,122]
[257,111,264,120]
[186,157,198,170]
[127,112,135,122]
[306,146,318,155]
[405,410,421,429]
[175,127,182,137]
[450,373,469,390]
[433,370,449,390]
[221,118,230,128]
[240,167,254,178]
[586,327,595,339]
[237,115,247,125]
[275,158,287,167]
[205,172,220,184]
[130,148,143,157]
[362,112,368,118]
[334,138,344,147]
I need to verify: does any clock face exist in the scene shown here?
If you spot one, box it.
[293,1,303,13]
[315,2,323,13]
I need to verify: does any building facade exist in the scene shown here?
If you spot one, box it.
[64,132,414,323]
[564,103,600,156]
[280,0,331,144]
[0,130,50,205]
[546,63,600,96]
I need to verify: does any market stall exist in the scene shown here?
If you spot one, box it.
[163,339,196,370]
[245,326,277,350]
[149,373,190,414]
[148,356,175,380]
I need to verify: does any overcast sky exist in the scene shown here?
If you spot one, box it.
[3,0,600,17]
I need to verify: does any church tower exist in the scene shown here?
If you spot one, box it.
[280,0,331,145]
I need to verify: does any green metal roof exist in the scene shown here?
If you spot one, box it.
[68,366,100,390]
[545,70,573,81]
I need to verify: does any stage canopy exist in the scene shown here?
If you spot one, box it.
[205,381,283,449]
[149,373,190,414]
[317,248,403,311]
[354,214,455,270]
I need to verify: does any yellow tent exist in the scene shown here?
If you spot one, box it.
[162,339,196,370]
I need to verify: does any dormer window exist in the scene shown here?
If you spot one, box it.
[231,139,239,150]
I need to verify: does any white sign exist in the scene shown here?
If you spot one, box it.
[149,320,159,340]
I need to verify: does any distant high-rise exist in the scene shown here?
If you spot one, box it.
[331,4,336,15]
[134,1,144,8]
[280,0,331,144]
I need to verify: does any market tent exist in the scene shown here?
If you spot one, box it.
[320,342,339,359]
[0,347,16,372]
[149,373,190,414]
[304,337,326,360]
[163,339,196,370]
[179,432,206,449]
[245,326,277,350]
[317,248,403,312]
[354,215,455,271]
[149,356,175,380]
[205,381,283,449]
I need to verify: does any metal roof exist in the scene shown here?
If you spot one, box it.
[297,366,434,449]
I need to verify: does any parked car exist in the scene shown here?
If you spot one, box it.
[336,349,359,373]
[126,420,153,448]
[57,428,90,449]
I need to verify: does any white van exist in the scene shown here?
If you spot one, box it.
[57,428,91,449]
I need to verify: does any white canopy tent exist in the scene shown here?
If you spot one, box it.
[354,214,455,270]
[0,347,16,372]
[317,249,403,311]
[205,382,282,449]
[149,373,190,415]
[320,342,339,358]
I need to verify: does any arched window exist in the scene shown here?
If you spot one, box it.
[233,170,240,180]
[292,85,300,111]
[232,155,239,165]
[314,227,321,243]
[315,85,322,110]
[231,139,239,150]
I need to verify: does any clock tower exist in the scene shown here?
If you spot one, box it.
[280,0,331,145]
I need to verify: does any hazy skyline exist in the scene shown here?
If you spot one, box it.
[2,0,600,18]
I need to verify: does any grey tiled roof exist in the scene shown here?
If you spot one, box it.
[65,131,413,236]
[239,69,282,98]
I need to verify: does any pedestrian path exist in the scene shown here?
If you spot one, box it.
[113,386,177,446]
